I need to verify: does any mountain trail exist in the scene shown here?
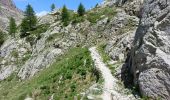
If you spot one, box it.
[89,47,134,100]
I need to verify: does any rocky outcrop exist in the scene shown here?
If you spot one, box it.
[129,0,170,99]
[0,0,23,31]
[0,38,31,80]
[104,9,139,61]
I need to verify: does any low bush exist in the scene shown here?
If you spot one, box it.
[0,31,5,47]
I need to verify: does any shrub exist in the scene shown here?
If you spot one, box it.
[72,14,85,24]
[70,83,76,92]
[64,70,72,80]
[0,31,5,47]
[87,6,117,23]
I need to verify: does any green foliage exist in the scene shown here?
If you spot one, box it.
[23,24,49,45]
[61,5,70,26]
[0,47,96,100]
[77,3,85,16]
[97,43,120,75]
[47,32,64,42]
[87,6,117,23]
[51,3,55,11]
[21,52,31,63]
[9,17,17,38]
[20,18,30,38]
[97,43,110,63]
[20,4,37,38]
[11,50,19,58]
[30,24,50,40]
[71,14,85,24]
[0,31,5,47]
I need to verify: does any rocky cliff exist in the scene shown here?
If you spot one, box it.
[129,0,170,99]
[0,0,23,31]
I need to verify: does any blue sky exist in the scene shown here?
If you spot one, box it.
[13,0,103,16]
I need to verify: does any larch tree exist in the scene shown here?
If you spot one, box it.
[20,4,37,38]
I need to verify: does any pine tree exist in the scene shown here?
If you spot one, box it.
[9,17,17,38]
[61,5,70,26]
[77,3,85,16]
[51,3,55,11]
[20,4,37,38]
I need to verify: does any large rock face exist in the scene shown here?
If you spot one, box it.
[0,0,23,31]
[129,0,170,99]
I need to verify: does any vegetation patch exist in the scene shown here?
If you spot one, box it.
[0,47,98,100]
[30,24,50,39]
[0,31,5,47]
[86,6,117,23]
[47,32,64,42]
[97,43,121,75]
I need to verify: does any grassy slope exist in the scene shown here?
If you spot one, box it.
[0,47,96,100]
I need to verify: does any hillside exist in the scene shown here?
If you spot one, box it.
[0,0,23,31]
[0,0,170,100]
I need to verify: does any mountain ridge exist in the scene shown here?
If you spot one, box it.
[0,0,23,31]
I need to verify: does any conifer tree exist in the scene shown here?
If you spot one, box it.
[77,3,85,16]
[61,5,70,26]
[9,17,17,38]
[20,4,37,38]
[51,3,55,11]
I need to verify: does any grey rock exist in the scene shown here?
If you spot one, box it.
[0,65,16,80]
[129,0,170,99]
[0,0,23,31]
[18,48,63,80]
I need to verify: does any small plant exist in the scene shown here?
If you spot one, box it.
[0,31,5,47]
[11,50,19,58]
[72,14,85,24]
[87,6,117,23]
[70,83,76,92]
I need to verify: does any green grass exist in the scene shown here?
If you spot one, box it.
[30,24,50,38]
[97,43,122,75]
[46,32,64,42]
[71,14,85,24]
[60,6,117,26]
[0,47,96,100]
[97,43,110,63]
[86,6,117,23]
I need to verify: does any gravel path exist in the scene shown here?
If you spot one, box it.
[89,47,133,100]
